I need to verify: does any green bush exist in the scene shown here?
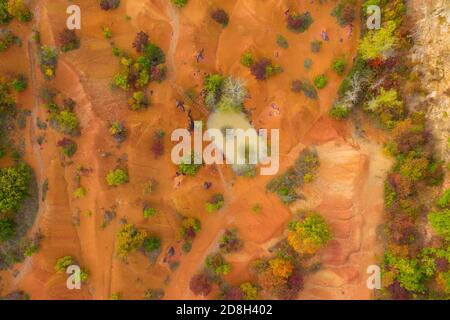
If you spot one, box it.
[329,103,351,120]
[109,121,127,142]
[0,163,30,213]
[50,110,79,135]
[365,88,404,129]
[0,29,18,52]
[0,0,12,25]
[102,26,112,39]
[38,46,58,80]
[0,0,32,24]
[331,58,347,75]
[73,186,86,199]
[128,91,149,111]
[267,149,319,204]
[204,74,224,95]
[428,209,450,240]
[287,214,331,254]
[10,74,27,92]
[143,205,157,218]
[437,189,450,209]
[143,236,161,253]
[384,252,429,293]
[143,43,165,66]
[111,41,166,92]
[287,12,313,33]
[359,21,397,60]
[179,155,202,176]
[0,218,15,241]
[384,182,397,209]
[57,138,77,158]
[113,72,130,91]
[54,256,74,273]
[59,29,80,52]
[240,51,254,68]
[205,253,232,276]
[276,35,288,49]
[313,74,328,89]
[331,0,356,27]
[205,194,224,213]
[106,169,129,186]
[116,224,147,259]
[399,154,429,182]
[171,0,188,8]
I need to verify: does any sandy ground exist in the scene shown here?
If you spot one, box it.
[0,0,391,300]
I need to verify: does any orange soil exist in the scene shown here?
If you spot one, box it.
[0,0,391,300]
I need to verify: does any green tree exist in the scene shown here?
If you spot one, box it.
[314,74,328,89]
[179,155,202,176]
[329,103,350,120]
[365,88,404,129]
[359,21,397,60]
[54,256,74,273]
[143,236,161,253]
[51,111,79,135]
[331,58,347,75]
[240,51,254,68]
[384,252,429,293]
[106,169,129,186]
[437,189,450,209]
[143,205,157,218]
[0,163,30,213]
[428,209,450,240]
[116,224,147,259]
[204,74,224,94]
[0,218,15,241]
[287,214,332,255]
[10,74,27,92]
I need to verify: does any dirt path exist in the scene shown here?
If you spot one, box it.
[166,2,179,79]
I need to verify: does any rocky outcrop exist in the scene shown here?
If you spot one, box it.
[409,0,450,163]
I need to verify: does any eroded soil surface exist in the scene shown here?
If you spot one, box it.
[0,0,390,300]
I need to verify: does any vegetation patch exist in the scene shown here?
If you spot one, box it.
[38,46,58,80]
[171,0,188,8]
[287,214,332,255]
[59,29,80,53]
[106,168,129,186]
[331,0,356,27]
[0,29,19,52]
[267,149,319,205]
[205,194,224,213]
[111,31,167,108]
[286,11,313,33]
[211,8,229,27]
[291,79,317,99]
[99,0,120,11]
[0,0,32,25]
[180,216,201,253]
[116,224,147,259]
